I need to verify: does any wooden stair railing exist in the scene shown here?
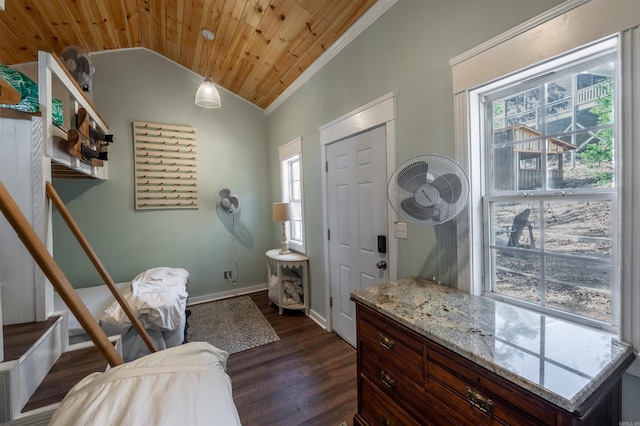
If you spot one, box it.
[0,181,123,367]
[45,181,157,354]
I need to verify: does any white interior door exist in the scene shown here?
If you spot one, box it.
[327,125,388,345]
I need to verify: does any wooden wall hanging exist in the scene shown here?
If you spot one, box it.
[133,121,198,210]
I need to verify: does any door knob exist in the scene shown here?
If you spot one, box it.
[376,260,387,270]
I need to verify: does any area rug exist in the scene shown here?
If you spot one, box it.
[187,296,280,354]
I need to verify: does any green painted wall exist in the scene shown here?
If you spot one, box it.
[52,48,271,298]
[45,2,639,416]
[265,0,565,317]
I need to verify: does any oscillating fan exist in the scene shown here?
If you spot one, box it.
[60,46,94,92]
[216,188,240,214]
[388,154,469,225]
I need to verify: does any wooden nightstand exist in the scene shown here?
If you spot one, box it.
[266,249,309,315]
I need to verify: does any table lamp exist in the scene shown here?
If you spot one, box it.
[273,202,293,254]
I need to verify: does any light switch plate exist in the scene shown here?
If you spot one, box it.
[394,222,408,239]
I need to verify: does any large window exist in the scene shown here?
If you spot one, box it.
[279,137,305,253]
[479,43,617,330]
[451,0,640,365]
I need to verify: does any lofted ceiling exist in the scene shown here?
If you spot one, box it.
[0,0,378,109]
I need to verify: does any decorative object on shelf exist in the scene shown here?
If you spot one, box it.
[132,121,199,210]
[273,202,293,254]
[195,77,221,109]
[67,107,113,166]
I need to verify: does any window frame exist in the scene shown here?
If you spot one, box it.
[279,137,305,253]
[469,40,620,332]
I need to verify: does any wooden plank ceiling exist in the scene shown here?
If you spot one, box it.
[0,0,377,109]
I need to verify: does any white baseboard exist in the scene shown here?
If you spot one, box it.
[187,283,269,306]
[66,335,122,353]
[308,309,327,330]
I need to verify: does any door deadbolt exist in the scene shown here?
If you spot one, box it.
[376,260,387,270]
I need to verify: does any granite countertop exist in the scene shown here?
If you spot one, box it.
[350,277,635,413]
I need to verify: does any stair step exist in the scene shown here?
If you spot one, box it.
[22,344,108,412]
[0,315,66,422]
[3,317,61,362]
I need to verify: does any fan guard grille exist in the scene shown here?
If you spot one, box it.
[388,154,469,225]
[216,188,240,214]
[60,46,93,90]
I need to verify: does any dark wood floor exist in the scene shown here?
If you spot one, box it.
[10,291,357,424]
[227,291,358,426]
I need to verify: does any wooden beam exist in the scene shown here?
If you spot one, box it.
[45,181,158,354]
[0,181,124,367]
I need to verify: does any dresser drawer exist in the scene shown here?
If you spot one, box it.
[427,346,555,425]
[360,376,427,426]
[361,352,457,425]
[359,334,424,394]
[361,349,428,410]
[358,306,423,373]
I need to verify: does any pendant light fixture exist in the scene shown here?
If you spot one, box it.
[195,77,221,108]
[195,27,221,108]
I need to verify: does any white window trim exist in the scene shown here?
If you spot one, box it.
[279,136,305,253]
[452,0,640,353]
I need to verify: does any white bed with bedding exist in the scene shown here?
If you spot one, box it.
[55,267,190,361]
[48,342,242,426]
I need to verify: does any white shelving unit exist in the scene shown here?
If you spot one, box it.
[266,249,309,315]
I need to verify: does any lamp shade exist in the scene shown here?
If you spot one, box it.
[195,77,221,108]
[273,202,293,222]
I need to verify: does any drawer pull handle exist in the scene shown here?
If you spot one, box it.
[380,415,392,426]
[466,387,494,413]
[380,370,396,390]
[379,333,395,350]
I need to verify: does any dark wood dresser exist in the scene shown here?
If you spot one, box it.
[351,278,635,426]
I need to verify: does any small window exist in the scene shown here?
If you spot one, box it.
[479,42,617,330]
[279,137,305,253]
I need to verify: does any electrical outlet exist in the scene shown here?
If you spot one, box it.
[394,222,408,239]
[224,271,232,279]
